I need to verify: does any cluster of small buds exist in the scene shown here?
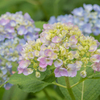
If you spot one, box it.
[18,39,45,77]
[0,11,40,89]
[49,4,100,36]
[18,23,100,78]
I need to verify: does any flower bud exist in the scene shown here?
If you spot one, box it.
[80,70,87,78]
[38,67,46,72]
[35,72,40,78]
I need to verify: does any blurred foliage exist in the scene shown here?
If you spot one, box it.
[0,88,5,100]
[90,33,100,42]
[2,86,28,100]
[34,21,47,32]
[0,85,65,100]
[0,0,100,21]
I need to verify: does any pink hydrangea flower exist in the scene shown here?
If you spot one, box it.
[17,60,33,75]
[69,35,77,45]
[44,49,53,57]
[43,24,52,30]
[90,54,100,62]
[0,18,10,26]
[92,62,100,71]
[52,36,61,43]
[18,60,30,69]
[66,64,77,77]
[40,32,50,44]
[64,42,70,49]
[89,45,97,52]
[76,61,82,70]
[39,57,53,68]
[54,59,63,67]
[22,68,33,75]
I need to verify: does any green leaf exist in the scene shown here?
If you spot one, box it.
[8,70,51,93]
[18,80,50,93]
[57,68,100,100]
[43,73,56,83]
[34,21,47,30]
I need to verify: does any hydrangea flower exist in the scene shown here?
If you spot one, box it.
[49,4,100,36]
[18,23,100,78]
[0,11,40,89]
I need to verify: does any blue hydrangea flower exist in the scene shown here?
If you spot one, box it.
[48,4,100,36]
[0,11,40,89]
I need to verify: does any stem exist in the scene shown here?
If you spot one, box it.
[81,81,84,100]
[65,77,76,100]
[43,89,52,100]
[71,81,80,88]
[52,82,67,89]
[0,81,8,88]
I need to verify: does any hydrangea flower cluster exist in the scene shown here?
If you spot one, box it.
[49,4,100,36]
[0,11,40,89]
[18,23,100,78]
[0,11,40,42]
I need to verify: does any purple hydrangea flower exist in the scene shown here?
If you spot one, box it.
[83,4,93,11]
[72,7,84,17]
[93,4,100,12]
[48,4,100,36]
[0,11,40,89]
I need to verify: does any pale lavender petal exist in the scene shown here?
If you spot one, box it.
[54,59,63,67]
[39,57,46,64]
[39,62,47,68]
[9,20,16,27]
[17,25,28,35]
[54,67,61,77]
[60,68,68,76]
[72,7,84,16]
[89,45,97,52]
[93,4,100,12]
[18,67,24,74]
[52,36,61,43]
[44,49,53,57]
[18,60,30,69]
[71,69,77,77]
[24,13,34,22]
[23,68,33,75]
[46,59,53,66]
[67,64,77,77]
[83,4,93,11]
[4,83,12,90]
[0,18,9,26]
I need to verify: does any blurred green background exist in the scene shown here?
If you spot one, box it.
[0,0,100,100]
[0,0,100,21]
